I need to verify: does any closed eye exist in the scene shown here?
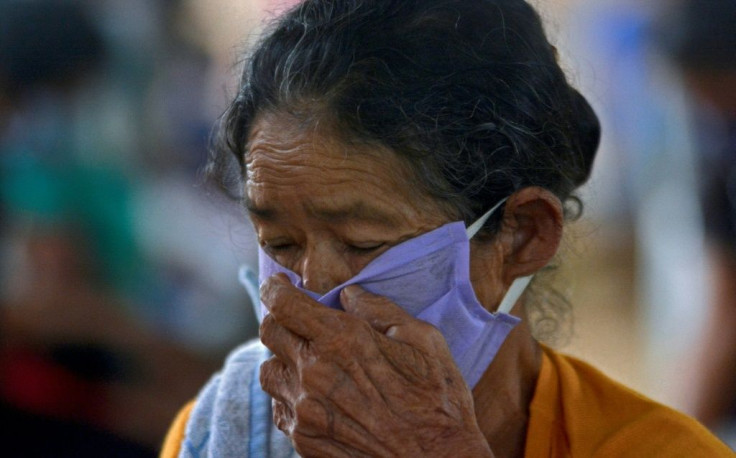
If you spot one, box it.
[345,243,385,254]
[263,241,296,254]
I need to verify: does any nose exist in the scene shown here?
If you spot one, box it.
[300,242,352,295]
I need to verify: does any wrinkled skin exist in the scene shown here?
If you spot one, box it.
[247,111,560,457]
[260,277,493,457]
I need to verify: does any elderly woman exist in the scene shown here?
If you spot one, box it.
[162,0,731,456]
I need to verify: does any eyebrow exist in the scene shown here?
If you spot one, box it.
[244,197,401,228]
[243,196,275,219]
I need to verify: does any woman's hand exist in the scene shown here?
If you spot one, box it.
[259,274,494,457]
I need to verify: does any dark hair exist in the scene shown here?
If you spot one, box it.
[210,0,600,235]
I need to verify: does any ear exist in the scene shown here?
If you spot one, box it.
[498,187,563,284]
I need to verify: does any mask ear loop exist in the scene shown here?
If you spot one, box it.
[465,197,534,315]
[465,198,508,240]
[238,264,262,319]
[496,275,533,314]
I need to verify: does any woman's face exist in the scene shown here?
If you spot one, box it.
[244,112,452,295]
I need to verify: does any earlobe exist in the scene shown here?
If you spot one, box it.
[500,187,563,283]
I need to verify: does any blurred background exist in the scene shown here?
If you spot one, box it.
[0,0,733,455]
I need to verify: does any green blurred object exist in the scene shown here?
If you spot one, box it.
[1,151,144,295]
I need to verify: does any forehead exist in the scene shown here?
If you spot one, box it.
[244,112,419,200]
[246,111,389,167]
[243,111,453,234]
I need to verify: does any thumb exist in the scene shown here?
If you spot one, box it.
[340,285,446,355]
[340,285,412,336]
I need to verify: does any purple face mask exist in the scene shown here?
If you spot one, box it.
[239,199,533,388]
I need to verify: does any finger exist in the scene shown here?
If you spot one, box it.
[339,285,411,333]
[261,274,346,341]
[260,356,298,406]
[272,398,295,435]
[340,285,436,340]
[259,312,305,367]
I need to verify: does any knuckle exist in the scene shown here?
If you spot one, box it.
[259,359,275,388]
[260,277,280,302]
[262,277,293,308]
[415,319,441,336]
[324,316,355,340]
[408,319,442,345]
[320,333,355,361]
[259,357,285,392]
[259,314,276,343]
[269,288,301,317]
[272,400,294,434]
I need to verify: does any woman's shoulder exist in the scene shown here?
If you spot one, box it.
[526,346,733,457]
[161,400,195,457]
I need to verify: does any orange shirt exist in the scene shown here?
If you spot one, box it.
[161,400,192,457]
[160,346,732,457]
[525,346,732,457]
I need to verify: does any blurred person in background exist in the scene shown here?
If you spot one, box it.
[0,0,254,455]
[0,2,154,455]
[656,0,736,447]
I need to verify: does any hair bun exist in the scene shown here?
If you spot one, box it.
[568,87,600,188]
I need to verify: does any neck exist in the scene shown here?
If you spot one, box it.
[472,318,541,458]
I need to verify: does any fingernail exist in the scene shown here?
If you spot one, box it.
[341,285,361,301]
